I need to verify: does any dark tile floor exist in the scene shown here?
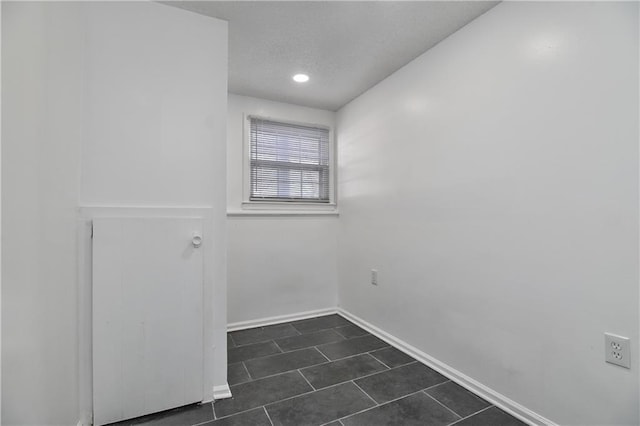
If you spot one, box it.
[108,314,528,426]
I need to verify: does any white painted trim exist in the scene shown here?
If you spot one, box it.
[336,308,557,426]
[212,384,232,401]
[79,204,214,211]
[227,210,339,217]
[78,206,213,218]
[77,219,93,426]
[247,114,331,131]
[227,308,337,332]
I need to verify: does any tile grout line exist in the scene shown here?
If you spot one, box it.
[421,379,452,393]
[322,341,392,362]
[366,351,391,369]
[339,386,467,425]
[271,339,285,353]
[231,359,326,383]
[338,360,415,386]
[447,405,494,426]
[364,385,431,407]
[240,357,422,393]
[276,333,348,354]
[421,389,462,421]
[338,389,423,423]
[350,380,379,407]
[262,406,275,426]
[231,339,271,348]
[242,347,322,373]
[307,357,423,392]
[192,403,216,426]
[215,374,354,421]
[319,349,386,366]
[215,405,268,422]
[241,361,253,381]
[242,347,331,381]
[262,372,384,418]
[298,368,317,391]
[315,345,332,362]
[343,379,461,424]
[459,403,496,419]
[211,400,216,420]
[228,333,237,348]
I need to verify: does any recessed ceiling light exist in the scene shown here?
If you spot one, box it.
[293,73,309,83]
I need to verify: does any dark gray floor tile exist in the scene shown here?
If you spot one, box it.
[369,347,415,368]
[324,422,342,426]
[228,340,281,364]
[214,371,312,418]
[426,381,491,418]
[227,362,250,386]
[334,324,369,338]
[266,382,375,426]
[317,335,389,360]
[129,403,214,426]
[275,329,345,351]
[291,314,351,334]
[230,324,299,346]
[300,354,387,389]
[452,406,527,426]
[227,334,235,348]
[354,362,448,403]
[341,392,460,426]
[205,407,271,426]
[244,348,328,379]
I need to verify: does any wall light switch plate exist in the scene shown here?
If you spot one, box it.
[605,333,630,369]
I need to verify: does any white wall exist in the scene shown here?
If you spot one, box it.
[2,2,228,424]
[226,94,338,324]
[2,3,83,424]
[336,2,639,425]
[80,3,226,208]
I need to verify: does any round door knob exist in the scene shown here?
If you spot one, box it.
[192,234,202,248]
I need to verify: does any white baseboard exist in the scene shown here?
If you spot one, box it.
[227,307,337,332]
[337,308,557,426]
[213,383,232,400]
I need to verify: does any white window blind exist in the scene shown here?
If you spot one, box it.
[250,117,330,203]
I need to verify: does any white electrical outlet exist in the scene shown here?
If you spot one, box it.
[605,333,630,369]
[371,269,378,286]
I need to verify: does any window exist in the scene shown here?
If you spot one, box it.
[248,117,333,204]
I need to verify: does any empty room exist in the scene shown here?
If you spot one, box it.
[2,1,638,425]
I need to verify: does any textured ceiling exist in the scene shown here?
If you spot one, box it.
[164,1,499,111]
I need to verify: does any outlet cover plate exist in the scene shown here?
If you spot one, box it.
[605,333,630,369]
[371,269,378,286]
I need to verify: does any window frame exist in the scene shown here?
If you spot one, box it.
[242,114,337,212]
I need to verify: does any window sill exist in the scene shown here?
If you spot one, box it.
[227,210,339,217]
[227,201,339,217]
